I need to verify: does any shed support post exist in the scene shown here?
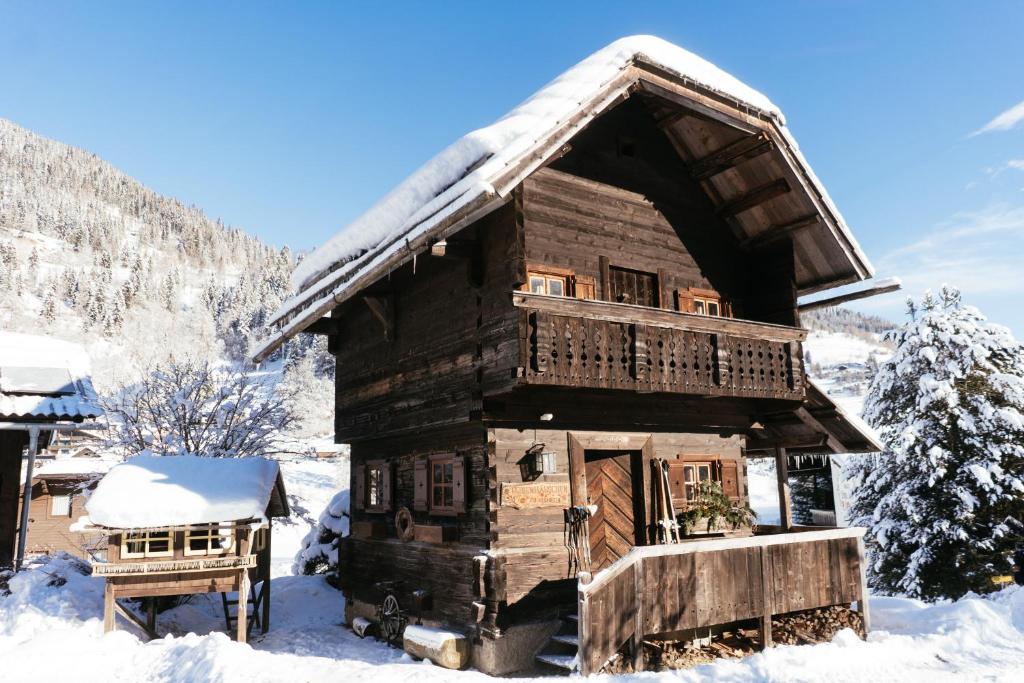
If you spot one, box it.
[775,447,793,530]
[146,597,156,634]
[103,582,115,633]
[15,425,40,570]
[237,569,249,643]
[262,530,271,633]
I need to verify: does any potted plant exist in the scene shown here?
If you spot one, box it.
[681,480,756,534]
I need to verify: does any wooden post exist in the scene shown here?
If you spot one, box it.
[856,536,871,635]
[632,563,645,672]
[775,447,793,530]
[103,582,115,633]
[262,529,271,633]
[146,597,156,635]
[759,545,773,649]
[237,528,251,643]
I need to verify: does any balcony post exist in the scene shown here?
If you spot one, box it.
[775,447,793,530]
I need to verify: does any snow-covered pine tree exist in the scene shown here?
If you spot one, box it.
[851,286,1024,600]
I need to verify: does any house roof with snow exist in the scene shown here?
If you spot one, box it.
[253,34,874,362]
[0,331,104,422]
[84,454,289,529]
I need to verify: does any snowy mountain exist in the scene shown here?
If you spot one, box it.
[0,117,323,392]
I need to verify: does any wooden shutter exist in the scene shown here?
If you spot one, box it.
[414,459,428,511]
[676,289,695,313]
[572,274,597,300]
[667,462,687,501]
[382,461,394,512]
[353,464,366,511]
[453,456,467,514]
[720,460,740,501]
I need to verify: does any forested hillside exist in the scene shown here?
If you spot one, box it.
[0,117,325,392]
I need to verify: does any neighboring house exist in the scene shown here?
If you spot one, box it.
[255,36,882,674]
[82,455,289,643]
[0,332,104,568]
[18,455,116,561]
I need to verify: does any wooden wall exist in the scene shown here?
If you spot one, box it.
[20,479,106,560]
[487,428,745,623]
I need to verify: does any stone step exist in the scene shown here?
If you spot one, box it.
[536,653,578,671]
[551,633,579,647]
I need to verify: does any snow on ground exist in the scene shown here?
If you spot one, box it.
[2,554,1023,683]
[804,331,891,368]
[269,454,349,577]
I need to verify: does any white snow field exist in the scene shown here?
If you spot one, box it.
[2,553,1023,683]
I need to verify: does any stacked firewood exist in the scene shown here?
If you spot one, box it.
[611,606,865,673]
[771,606,864,644]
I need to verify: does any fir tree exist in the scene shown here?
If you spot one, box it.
[851,287,1024,600]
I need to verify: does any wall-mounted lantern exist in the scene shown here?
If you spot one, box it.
[519,443,557,480]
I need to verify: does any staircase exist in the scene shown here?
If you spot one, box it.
[535,612,580,673]
[221,584,261,639]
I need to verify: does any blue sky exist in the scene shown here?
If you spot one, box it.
[2,1,1023,335]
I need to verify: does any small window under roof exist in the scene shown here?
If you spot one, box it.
[0,366,77,396]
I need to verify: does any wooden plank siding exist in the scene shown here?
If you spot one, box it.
[19,480,106,560]
[577,530,865,674]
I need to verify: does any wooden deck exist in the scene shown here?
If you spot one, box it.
[576,527,868,675]
[514,292,806,401]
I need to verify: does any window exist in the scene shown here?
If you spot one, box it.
[678,287,733,318]
[528,271,568,297]
[367,463,384,509]
[668,457,742,505]
[430,457,455,512]
[50,494,71,517]
[682,462,714,502]
[608,266,658,307]
[184,524,233,557]
[121,530,173,559]
[357,460,390,512]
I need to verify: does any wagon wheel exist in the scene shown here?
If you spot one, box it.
[379,594,405,645]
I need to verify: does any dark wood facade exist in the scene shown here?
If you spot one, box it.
[310,68,877,674]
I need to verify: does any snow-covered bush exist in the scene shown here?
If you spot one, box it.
[294,489,349,576]
[104,357,295,457]
[851,287,1024,600]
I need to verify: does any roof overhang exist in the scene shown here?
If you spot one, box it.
[747,379,882,455]
[253,59,873,362]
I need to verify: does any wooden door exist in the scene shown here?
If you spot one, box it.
[584,450,642,571]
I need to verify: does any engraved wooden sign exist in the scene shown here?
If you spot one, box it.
[500,481,571,509]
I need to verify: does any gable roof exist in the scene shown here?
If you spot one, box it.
[0,332,104,421]
[84,454,289,529]
[253,35,873,362]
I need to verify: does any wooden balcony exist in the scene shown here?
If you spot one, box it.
[576,527,868,675]
[514,292,807,402]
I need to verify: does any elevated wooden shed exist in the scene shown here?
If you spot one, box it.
[82,455,289,642]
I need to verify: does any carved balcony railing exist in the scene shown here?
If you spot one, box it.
[514,292,807,401]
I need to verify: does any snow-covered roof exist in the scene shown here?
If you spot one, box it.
[30,455,119,479]
[0,331,104,421]
[84,454,289,529]
[254,34,873,362]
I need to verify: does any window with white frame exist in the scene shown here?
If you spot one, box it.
[184,524,233,557]
[121,530,173,559]
[50,494,71,517]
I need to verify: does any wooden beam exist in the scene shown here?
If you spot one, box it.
[793,407,846,454]
[103,582,115,633]
[303,317,341,335]
[114,599,158,639]
[739,214,820,251]
[798,279,902,312]
[362,295,394,342]
[429,239,475,260]
[745,433,829,453]
[716,179,790,218]
[689,132,774,181]
[775,447,793,530]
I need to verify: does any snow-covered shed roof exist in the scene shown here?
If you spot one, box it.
[253,34,874,362]
[84,454,289,529]
[0,331,104,421]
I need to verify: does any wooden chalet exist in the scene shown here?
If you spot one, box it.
[255,36,882,674]
[0,332,104,570]
[82,455,289,643]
